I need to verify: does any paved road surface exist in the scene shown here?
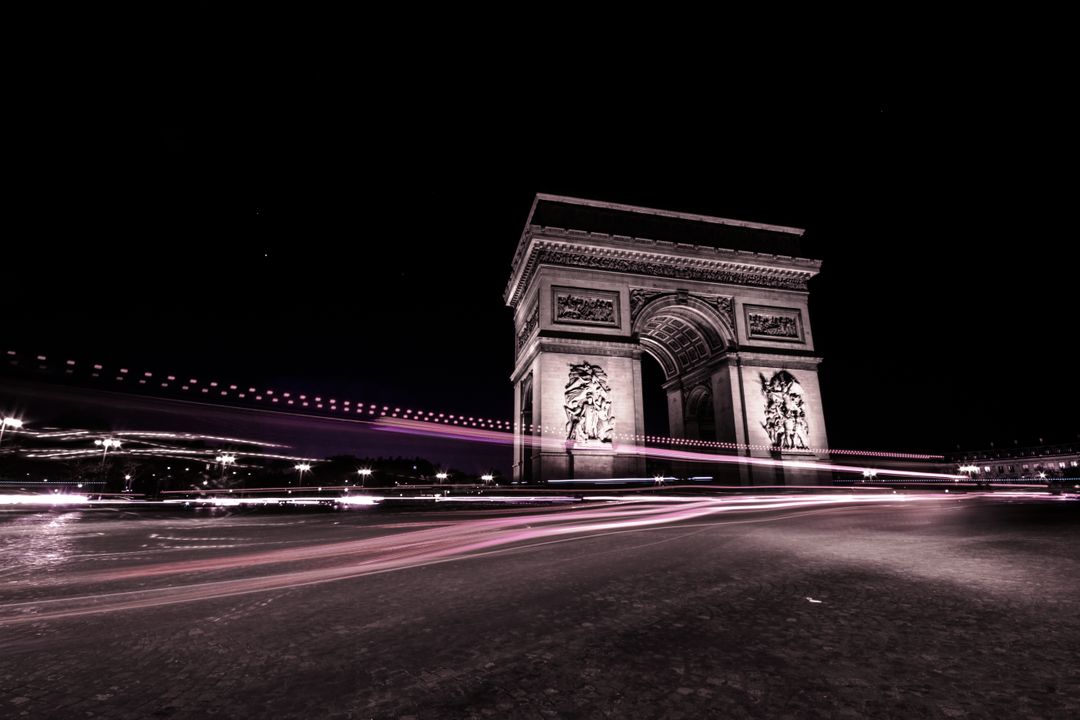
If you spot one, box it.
[1,493,1078,719]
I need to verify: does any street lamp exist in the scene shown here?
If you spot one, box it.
[295,463,312,486]
[216,453,237,483]
[95,438,121,465]
[862,469,878,483]
[358,468,372,487]
[436,472,448,485]
[481,473,494,485]
[0,416,24,448]
[94,438,121,488]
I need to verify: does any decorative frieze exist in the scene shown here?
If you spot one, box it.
[744,305,804,343]
[552,287,620,328]
[515,304,540,352]
[537,248,808,291]
[504,245,811,307]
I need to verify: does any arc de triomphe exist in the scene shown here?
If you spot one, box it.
[507,195,827,483]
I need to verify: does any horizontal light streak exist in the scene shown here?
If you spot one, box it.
[373,418,965,482]
[0,493,89,505]
[6,348,942,459]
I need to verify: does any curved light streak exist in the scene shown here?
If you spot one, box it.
[4,492,1063,626]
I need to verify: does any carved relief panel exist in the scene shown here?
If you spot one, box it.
[564,361,615,443]
[760,370,810,450]
[744,305,804,343]
[552,287,620,328]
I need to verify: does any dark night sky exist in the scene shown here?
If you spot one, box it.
[4,97,1078,466]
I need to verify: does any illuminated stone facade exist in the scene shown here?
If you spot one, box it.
[507,195,829,483]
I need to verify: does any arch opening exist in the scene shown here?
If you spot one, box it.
[684,384,716,442]
[519,374,534,484]
[633,297,734,381]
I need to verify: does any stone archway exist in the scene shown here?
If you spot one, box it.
[683,385,715,442]
[633,294,734,378]
[508,194,829,483]
[631,293,736,447]
[517,373,534,484]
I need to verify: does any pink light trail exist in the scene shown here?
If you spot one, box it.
[371,418,966,482]
[1,492,1053,627]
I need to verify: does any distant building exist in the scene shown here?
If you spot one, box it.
[948,441,1080,481]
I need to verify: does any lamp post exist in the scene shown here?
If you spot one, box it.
[0,416,24,448]
[216,453,237,484]
[358,468,372,487]
[481,473,494,486]
[436,472,448,486]
[95,438,121,467]
[294,463,311,487]
[94,438,121,488]
[862,469,878,483]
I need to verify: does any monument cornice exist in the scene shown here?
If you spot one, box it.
[505,230,820,308]
[732,351,824,370]
[511,335,645,381]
